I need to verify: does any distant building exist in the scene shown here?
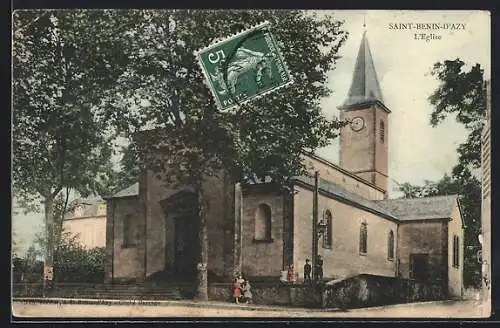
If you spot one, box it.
[63,198,107,249]
[103,31,464,298]
[480,80,491,302]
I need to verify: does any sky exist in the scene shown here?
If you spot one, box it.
[12,10,491,256]
[316,10,490,193]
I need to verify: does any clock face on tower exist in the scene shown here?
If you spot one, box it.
[350,116,365,132]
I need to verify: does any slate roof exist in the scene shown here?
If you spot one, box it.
[375,195,458,221]
[292,175,398,221]
[292,176,458,223]
[107,182,140,199]
[340,31,386,109]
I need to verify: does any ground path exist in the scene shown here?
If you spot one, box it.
[12,298,491,319]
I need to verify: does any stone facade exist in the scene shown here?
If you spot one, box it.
[339,103,389,195]
[105,195,144,282]
[241,185,285,277]
[304,154,385,201]
[447,202,464,297]
[397,221,447,283]
[293,185,398,280]
[106,166,237,283]
[100,29,465,303]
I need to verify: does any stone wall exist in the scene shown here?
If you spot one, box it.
[107,196,145,281]
[397,221,447,283]
[293,185,398,280]
[207,281,320,307]
[322,274,445,309]
[241,185,285,277]
[14,275,446,309]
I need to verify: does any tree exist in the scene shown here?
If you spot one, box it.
[399,59,486,287]
[12,10,138,272]
[104,10,348,300]
[428,59,486,179]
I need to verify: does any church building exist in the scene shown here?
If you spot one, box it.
[103,32,464,298]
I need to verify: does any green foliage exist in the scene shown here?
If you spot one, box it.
[12,10,140,204]
[15,231,105,283]
[12,9,140,263]
[53,232,105,283]
[428,59,486,179]
[105,10,348,187]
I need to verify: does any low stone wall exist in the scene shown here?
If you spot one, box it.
[208,282,321,308]
[13,275,446,309]
[322,274,446,309]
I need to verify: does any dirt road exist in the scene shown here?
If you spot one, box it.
[12,299,491,319]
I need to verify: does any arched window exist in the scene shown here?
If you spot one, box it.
[123,214,135,247]
[359,221,368,254]
[322,210,332,249]
[388,230,395,260]
[453,235,460,268]
[379,120,385,143]
[254,204,272,241]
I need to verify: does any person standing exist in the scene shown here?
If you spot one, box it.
[233,276,242,304]
[241,276,253,304]
[287,265,295,283]
[315,255,324,282]
[303,259,312,283]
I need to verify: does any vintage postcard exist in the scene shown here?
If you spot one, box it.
[11,9,491,320]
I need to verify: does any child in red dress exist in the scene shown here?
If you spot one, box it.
[233,277,242,304]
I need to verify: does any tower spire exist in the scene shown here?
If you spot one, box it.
[339,28,387,111]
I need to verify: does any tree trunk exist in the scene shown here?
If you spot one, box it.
[44,197,55,264]
[43,197,55,290]
[195,184,209,301]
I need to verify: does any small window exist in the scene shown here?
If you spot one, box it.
[359,221,368,254]
[379,120,385,143]
[388,230,395,260]
[322,210,332,249]
[453,235,460,268]
[123,214,135,247]
[254,204,272,242]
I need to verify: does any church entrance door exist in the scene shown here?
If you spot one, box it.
[173,211,200,280]
[162,191,201,282]
[409,253,429,281]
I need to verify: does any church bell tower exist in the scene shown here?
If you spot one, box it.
[338,31,390,196]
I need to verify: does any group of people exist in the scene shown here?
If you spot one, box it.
[232,274,252,304]
[303,255,324,283]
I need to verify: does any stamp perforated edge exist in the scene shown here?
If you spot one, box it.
[194,20,294,111]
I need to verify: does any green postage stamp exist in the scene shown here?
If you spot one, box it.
[195,21,293,111]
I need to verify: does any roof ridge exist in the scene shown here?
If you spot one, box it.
[378,194,458,202]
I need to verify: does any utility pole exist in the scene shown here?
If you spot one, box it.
[311,171,319,288]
